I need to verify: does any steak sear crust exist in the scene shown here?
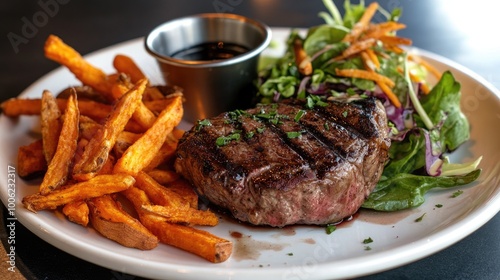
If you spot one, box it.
[174,97,391,227]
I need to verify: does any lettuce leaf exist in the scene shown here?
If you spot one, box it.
[363,169,481,211]
[418,71,470,151]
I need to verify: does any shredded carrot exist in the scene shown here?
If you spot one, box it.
[384,44,405,54]
[335,68,395,88]
[378,35,412,46]
[377,81,402,108]
[293,38,312,76]
[364,22,406,38]
[408,54,442,80]
[334,38,376,61]
[358,53,401,107]
[397,67,431,95]
[419,82,431,95]
[360,51,377,71]
[364,48,380,69]
[343,2,379,42]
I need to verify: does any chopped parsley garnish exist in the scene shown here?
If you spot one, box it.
[362,237,373,244]
[305,95,328,109]
[415,213,426,222]
[287,252,294,256]
[257,127,266,134]
[435,204,443,208]
[195,119,212,131]
[364,246,372,251]
[246,131,255,139]
[255,108,286,125]
[324,122,330,131]
[216,132,241,147]
[286,130,305,139]
[346,88,357,96]
[294,109,306,122]
[325,224,336,234]
[342,110,348,117]
[256,112,274,120]
[451,190,463,197]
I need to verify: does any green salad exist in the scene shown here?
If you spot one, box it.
[256,0,482,211]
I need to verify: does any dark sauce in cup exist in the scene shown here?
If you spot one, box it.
[171,41,249,61]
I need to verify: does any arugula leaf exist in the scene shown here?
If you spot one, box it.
[362,169,481,211]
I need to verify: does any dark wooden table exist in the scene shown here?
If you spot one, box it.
[1,1,499,279]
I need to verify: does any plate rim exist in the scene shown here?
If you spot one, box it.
[1,28,499,280]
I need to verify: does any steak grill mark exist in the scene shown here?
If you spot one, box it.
[186,99,375,188]
[175,97,390,226]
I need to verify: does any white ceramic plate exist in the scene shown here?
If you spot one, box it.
[1,28,499,280]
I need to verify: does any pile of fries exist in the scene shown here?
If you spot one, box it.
[1,35,232,263]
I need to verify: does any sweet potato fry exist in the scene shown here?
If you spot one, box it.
[143,86,166,101]
[70,99,112,120]
[121,186,231,263]
[16,35,233,261]
[0,98,111,120]
[44,35,114,98]
[78,119,101,141]
[23,174,135,212]
[0,98,44,116]
[17,139,47,179]
[143,139,178,171]
[143,92,183,114]
[110,74,157,130]
[113,131,141,157]
[97,154,115,176]
[57,85,109,103]
[141,204,218,226]
[39,92,79,195]
[166,179,198,209]
[131,102,157,130]
[62,200,89,226]
[133,171,189,209]
[113,95,183,175]
[88,194,158,250]
[113,54,146,83]
[110,73,133,100]
[40,90,62,164]
[72,79,147,181]
[140,169,198,209]
[146,169,180,185]
[142,215,232,263]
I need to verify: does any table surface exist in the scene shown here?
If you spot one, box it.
[1,0,499,279]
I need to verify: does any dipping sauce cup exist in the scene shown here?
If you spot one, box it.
[145,13,272,122]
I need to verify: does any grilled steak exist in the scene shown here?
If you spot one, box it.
[174,97,391,227]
